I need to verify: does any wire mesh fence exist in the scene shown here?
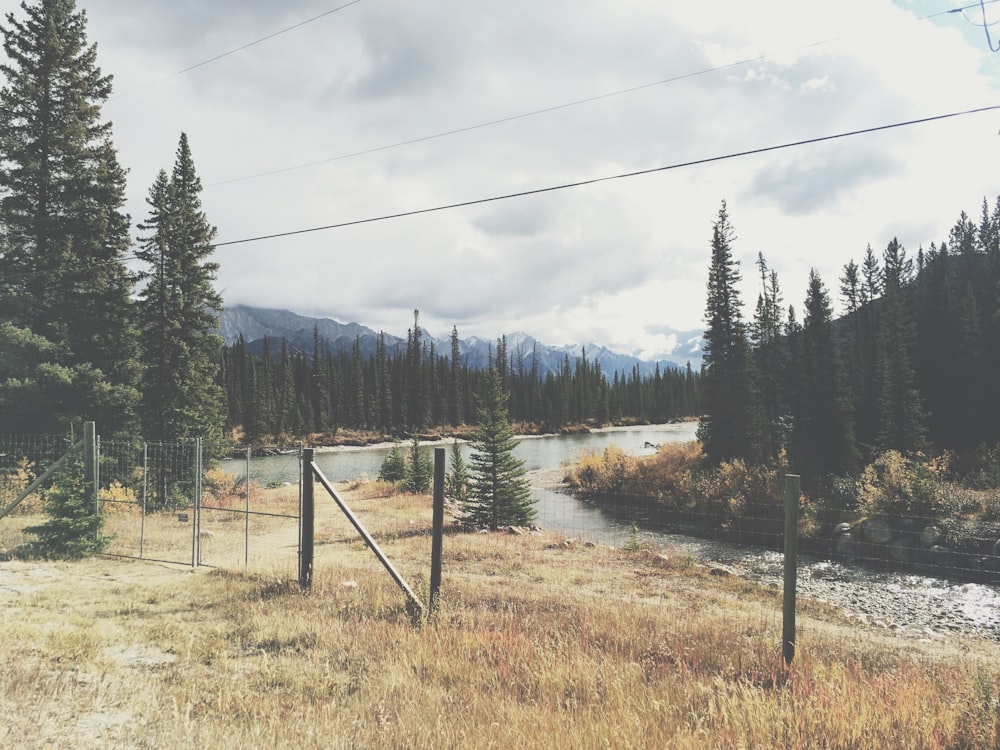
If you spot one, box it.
[0,431,302,571]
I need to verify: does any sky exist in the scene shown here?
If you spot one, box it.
[18,0,1000,358]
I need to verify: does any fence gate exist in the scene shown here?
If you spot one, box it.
[98,438,303,572]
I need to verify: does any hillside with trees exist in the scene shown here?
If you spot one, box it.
[700,199,1000,481]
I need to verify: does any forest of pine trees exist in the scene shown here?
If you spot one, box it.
[699,198,1000,490]
[219,312,702,443]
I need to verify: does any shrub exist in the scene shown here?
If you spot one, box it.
[855,450,939,519]
[0,457,43,515]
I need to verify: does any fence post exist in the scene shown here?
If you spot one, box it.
[783,473,801,665]
[300,448,315,590]
[430,447,446,614]
[195,437,203,566]
[83,421,97,512]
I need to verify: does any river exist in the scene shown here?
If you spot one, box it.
[224,423,1000,641]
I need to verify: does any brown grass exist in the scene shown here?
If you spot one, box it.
[2,485,1000,749]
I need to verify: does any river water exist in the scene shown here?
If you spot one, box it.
[224,423,1000,641]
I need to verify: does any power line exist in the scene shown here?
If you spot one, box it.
[205,0,999,189]
[111,1,363,100]
[212,104,1000,249]
[206,54,773,187]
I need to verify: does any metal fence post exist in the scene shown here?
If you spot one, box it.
[83,421,97,510]
[300,448,315,590]
[430,447,446,614]
[783,473,801,665]
[195,437,203,566]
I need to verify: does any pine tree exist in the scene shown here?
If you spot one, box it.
[875,238,928,453]
[697,201,759,463]
[444,439,469,503]
[134,133,224,443]
[405,434,432,493]
[0,0,140,435]
[464,367,536,529]
[25,453,109,558]
[790,270,858,479]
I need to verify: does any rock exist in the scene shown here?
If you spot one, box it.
[835,532,860,560]
[888,534,917,564]
[920,525,943,548]
[506,526,526,536]
[863,517,894,545]
[926,544,954,569]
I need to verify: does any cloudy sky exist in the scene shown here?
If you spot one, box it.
[44,0,1000,356]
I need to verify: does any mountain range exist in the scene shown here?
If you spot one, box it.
[219,305,704,378]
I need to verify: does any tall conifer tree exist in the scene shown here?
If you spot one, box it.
[135,133,224,442]
[697,201,758,463]
[464,367,535,529]
[0,0,139,435]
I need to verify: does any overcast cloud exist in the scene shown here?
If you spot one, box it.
[31,0,1000,355]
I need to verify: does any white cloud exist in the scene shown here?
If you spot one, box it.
[48,0,996,350]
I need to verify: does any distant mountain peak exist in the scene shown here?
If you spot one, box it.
[219,305,703,376]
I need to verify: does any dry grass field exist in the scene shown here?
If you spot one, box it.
[2,482,1000,749]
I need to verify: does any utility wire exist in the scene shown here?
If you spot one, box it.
[2,103,996,283]
[979,0,1000,49]
[111,1,363,100]
[205,0,999,189]
[207,54,773,187]
[211,104,1000,249]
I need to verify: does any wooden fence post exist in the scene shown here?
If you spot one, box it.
[430,447,446,614]
[300,448,315,590]
[783,473,801,665]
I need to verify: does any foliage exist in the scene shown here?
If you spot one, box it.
[855,450,940,518]
[464,368,536,529]
[0,457,43,515]
[0,0,140,436]
[25,454,110,558]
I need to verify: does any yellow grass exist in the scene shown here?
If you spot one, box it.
[2,485,999,749]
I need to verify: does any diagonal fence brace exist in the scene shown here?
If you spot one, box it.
[310,460,425,617]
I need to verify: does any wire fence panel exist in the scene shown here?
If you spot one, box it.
[0,432,76,515]
[93,440,301,571]
[98,440,199,566]
[197,445,301,570]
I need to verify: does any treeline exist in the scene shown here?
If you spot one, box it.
[220,314,701,442]
[699,198,1000,489]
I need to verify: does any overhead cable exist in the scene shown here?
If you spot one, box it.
[111,1,363,100]
[211,104,1000,248]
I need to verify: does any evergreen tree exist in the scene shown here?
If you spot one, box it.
[875,238,928,453]
[444,439,469,503]
[750,252,786,462]
[378,441,408,483]
[25,453,109,558]
[790,270,858,479]
[448,326,464,426]
[135,134,224,443]
[0,0,140,435]
[464,367,536,529]
[697,201,759,463]
[405,434,432,493]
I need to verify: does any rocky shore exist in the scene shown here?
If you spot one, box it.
[531,470,1000,641]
